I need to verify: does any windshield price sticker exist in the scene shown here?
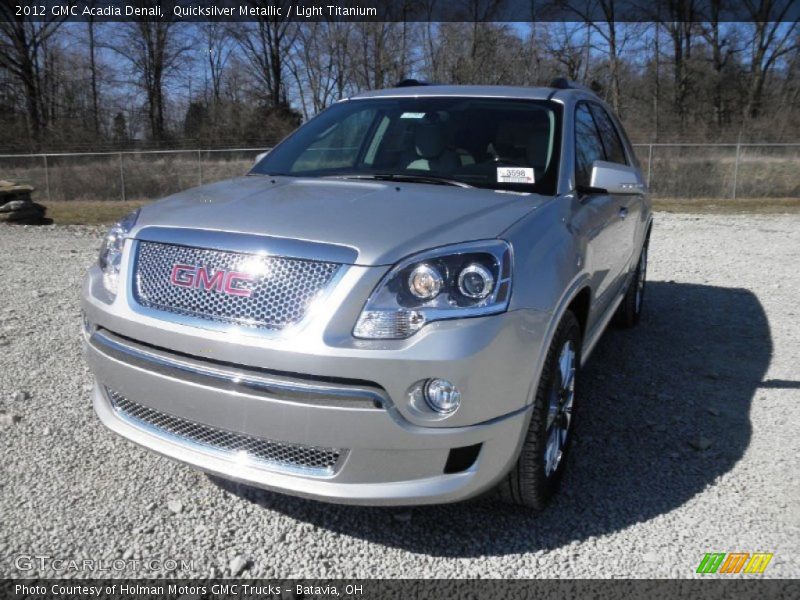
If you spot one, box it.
[400,112,426,119]
[497,167,535,184]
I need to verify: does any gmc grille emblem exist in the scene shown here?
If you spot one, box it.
[169,264,254,297]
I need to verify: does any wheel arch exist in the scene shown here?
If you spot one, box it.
[566,286,591,342]
[522,275,592,408]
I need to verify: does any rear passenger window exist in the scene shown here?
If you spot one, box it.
[574,103,605,188]
[590,104,627,165]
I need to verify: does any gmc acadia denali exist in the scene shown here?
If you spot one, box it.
[82,81,652,509]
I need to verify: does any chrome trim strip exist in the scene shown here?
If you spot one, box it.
[90,329,385,409]
[104,388,344,478]
[134,226,359,264]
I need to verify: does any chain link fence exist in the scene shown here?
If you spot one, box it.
[0,144,798,203]
[0,148,262,203]
[632,143,800,202]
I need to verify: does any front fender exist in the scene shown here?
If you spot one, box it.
[503,197,589,406]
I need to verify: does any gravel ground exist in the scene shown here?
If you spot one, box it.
[1,213,798,579]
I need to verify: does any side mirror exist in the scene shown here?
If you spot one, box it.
[254,150,269,165]
[590,160,645,195]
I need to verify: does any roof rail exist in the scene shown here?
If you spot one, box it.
[549,78,602,95]
[394,78,436,88]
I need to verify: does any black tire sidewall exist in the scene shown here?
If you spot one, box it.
[501,310,582,509]
[633,243,647,322]
[616,242,648,328]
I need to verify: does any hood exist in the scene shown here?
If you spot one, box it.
[133,176,548,266]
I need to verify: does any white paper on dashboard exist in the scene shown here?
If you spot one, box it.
[496,167,535,184]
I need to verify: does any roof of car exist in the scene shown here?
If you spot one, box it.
[349,84,590,102]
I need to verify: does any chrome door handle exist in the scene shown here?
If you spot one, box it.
[619,206,629,219]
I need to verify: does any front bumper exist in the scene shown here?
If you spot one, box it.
[91,389,530,506]
[83,261,550,505]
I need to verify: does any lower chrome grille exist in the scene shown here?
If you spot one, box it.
[105,388,343,476]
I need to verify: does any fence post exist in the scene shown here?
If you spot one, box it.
[646,144,653,188]
[42,154,51,202]
[732,142,741,201]
[197,149,203,185]
[119,153,127,202]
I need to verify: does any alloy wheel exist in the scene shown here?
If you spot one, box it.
[544,340,576,477]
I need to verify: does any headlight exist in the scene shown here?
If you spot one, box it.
[458,263,494,299]
[98,209,140,297]
[408,263,443,300]
[353,240,512,339]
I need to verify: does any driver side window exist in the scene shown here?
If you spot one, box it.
[574,103,605,188]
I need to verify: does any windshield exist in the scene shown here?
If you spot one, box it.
[251,97,562,195]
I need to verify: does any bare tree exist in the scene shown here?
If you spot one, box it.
[233,2,296,107]
[520,23,546,85]
[659,1,698,130]
[742,0,799,119]
[541,22,588,82]
[563,1,642,116]
[699,1,736,127]
[200,22,233,105]
[0,6,64,144]
[109,11,190,141]
[86,18,101,135]
[424,22,528,85]
[651,22,662,139]
[351,22,405,90]
[2,17,800,151]
[288,22,354,119]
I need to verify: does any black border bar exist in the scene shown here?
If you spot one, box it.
[4,0,800,23]
[3,579,800,600]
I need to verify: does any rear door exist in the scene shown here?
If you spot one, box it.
[589,103,643,277]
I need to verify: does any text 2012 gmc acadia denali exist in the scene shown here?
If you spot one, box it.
[82,81,652,509]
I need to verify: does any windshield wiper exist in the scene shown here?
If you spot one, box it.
[325,173,473,188]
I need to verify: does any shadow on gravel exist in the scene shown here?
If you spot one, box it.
[213,281,770,557]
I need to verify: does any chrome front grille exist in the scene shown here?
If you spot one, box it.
[106,389,343,475]
[133,241,340,330]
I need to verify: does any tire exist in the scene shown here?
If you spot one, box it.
[614,240,648,328]
[498,310,581,510]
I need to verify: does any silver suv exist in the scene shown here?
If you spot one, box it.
[82,82,651,509]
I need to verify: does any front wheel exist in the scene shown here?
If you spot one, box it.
[498,311,581,510]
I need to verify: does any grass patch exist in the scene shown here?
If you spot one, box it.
[40,196,800,226]
[42,200,153,225]
[653,197,800,214]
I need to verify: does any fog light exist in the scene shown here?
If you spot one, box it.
[424,378,461,414]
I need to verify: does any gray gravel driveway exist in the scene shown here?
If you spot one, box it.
[1,213,798,578]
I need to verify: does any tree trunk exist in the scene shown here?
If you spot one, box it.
[88,18,100,135]
[607,22,621,116]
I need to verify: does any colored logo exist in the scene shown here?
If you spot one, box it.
[696,552,773,574]
[170,264,254,297]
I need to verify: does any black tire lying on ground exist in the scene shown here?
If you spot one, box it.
[0,200,48,224]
